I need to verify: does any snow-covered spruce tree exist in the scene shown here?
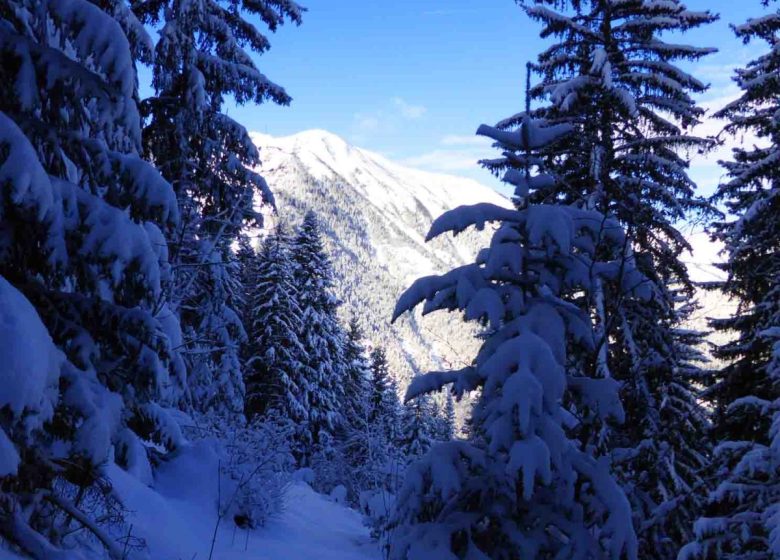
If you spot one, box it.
[353,345,406,540]
[290,211,347,465]
[682,4,780,558]
[133,0,303,419]
[0,2,185,555]
[185,240,248,419]
[478,2,718,554]
[369,346,403,447]
[342,318,374,433]
[328,318,391,503]
[339,319,374,456]
[399,393,438,462]
[241,228,307,427]
[435,392,457,442]
[388,117,646,560]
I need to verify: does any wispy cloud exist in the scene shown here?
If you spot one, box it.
[351,97,428,141]
[440,134,492,147]
[686,50,762,197]
[392,97,427,119]
[353,114,381,132]
[399,134,493,173]
[400,149,482,172]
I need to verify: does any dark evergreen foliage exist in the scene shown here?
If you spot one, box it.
[290,211,347,462]
[684,3,780,557]
[133,0,303,418]
[389,116,641,559]
[240,228,306,424]
[369,347,402,442]
[477,3,719,554]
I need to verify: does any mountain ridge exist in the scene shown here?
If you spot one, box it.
[250,129,512,388]
[250,129,735,388]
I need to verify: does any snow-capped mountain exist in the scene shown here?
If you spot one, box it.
[250,129,512,387]
[249,129,735,388]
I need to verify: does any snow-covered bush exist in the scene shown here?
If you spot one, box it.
[49,471,146,558]
[360,486,398,552]
[312,412,405,509]
[307,432,342,494]
[222,415,294,529]
[184,411,294,530]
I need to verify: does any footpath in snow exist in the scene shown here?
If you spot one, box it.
[233,482,379,560]
[1,442,381,560]
[118,441,380,560]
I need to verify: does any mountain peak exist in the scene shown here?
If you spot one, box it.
[290,128,349,145]
[251,128,351,152]
[249,129,509,384]
[252,129,510,215]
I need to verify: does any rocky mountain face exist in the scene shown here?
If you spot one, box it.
[250,129,512,390]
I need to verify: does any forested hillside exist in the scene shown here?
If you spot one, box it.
[250,129,512,385]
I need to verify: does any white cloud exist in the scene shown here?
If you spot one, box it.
[399,134,494,173]
[350,97,427,141]
[685,47,766,171]
[392,97,427,119]
[687,76,765,197]
[440,134,492,147]
[353,114,380,133]
[681,230,726,284]
[400,149,484,172]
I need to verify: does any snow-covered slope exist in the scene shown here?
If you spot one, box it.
[0,443,378,560]
[250,129,512,386]
[113,442,377,560]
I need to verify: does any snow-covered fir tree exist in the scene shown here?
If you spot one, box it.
[290,211,348,464]
[388,116,644,560]
[341,318,374,431]
[369,346,403,446]
[399,393,438,462]
[434,392,456,442]
[331,318,389,502]
[240,227,307,428]
[478,2,719,554]
[186,241,248,418]
[683,3,780,558]
[133,0,303,419]
[0,2,185,554]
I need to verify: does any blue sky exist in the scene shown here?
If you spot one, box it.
[142,0,758,197]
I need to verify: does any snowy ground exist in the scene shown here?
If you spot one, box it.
[241,483,380,560]
[0,442,380,560]
[126,481,380,560]
[118,441,380,560]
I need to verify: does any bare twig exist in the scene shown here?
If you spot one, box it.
[43,491,124,560]
[208,460,222,560]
